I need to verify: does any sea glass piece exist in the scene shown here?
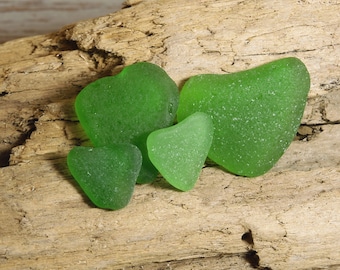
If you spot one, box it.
[177,57,310,177]
[67,144,142,210]
[147,112,213,191]
[75,62,179,183]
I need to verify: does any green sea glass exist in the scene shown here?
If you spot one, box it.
[67,144,142,210]
[75,62,179,183]
[177,57,310,177]
[147,112,213,191]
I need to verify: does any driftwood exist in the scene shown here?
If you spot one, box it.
[0,0,339,269]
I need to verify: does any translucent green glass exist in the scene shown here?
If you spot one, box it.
[177,57,310,177]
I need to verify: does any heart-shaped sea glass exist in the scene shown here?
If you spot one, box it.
[67,144,142,210]
[75,62,179,183]
[147,112,213,191]
[177,57,310,177]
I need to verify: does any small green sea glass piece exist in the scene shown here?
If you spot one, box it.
[147,112,213,191]
[75,62,179,183]
[177,57,310,177]
[67,144,142,210]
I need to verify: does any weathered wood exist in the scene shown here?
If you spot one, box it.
[0,0,339,269]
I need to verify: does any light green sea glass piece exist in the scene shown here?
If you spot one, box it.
[147,112,213,191]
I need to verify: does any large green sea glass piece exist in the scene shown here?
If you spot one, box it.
[75,62,179,183]
[177,57,310,177]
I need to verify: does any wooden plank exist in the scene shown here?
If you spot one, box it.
[0,0,339,269]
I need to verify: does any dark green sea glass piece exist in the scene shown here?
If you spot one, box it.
[67,144,142,210]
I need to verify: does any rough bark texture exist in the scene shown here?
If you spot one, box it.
[0,0,339,269]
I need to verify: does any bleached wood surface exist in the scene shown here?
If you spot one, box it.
[0,0,339,269]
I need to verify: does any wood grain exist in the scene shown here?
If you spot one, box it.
[0,0,339,269]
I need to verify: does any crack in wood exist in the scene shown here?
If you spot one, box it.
[124,252,247,270]
[0,91,8,97]
[241,230,273,269]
